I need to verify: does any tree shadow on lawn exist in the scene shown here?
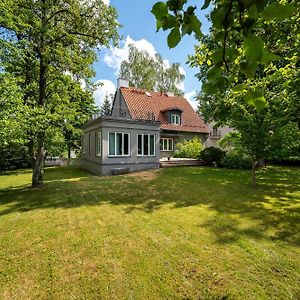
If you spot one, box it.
[0,166,299,246]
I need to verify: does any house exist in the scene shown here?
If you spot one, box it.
[204,122,234,148]
[111,79,209,158]
[81,79,209,175]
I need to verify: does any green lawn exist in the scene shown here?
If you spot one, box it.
[0,166,299,299]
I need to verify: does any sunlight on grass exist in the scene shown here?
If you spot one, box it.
[0,165,299,299]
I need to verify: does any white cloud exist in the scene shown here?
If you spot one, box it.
[176,81,185,92]
[179,66,186,76]
[163,59,170,69]
[102,0,110,5]
[93,79,115,108]
[185,90,198,111]
[104,35,157,72]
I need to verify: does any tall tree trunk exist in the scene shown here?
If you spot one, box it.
[32,137,45,188]
[31,25,47,187]
[251,157,256,188]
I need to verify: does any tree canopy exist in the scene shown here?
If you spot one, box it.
[152,0,299,186]
[152,0,298,110]
[0,0,119,186]
[119,44,185,95]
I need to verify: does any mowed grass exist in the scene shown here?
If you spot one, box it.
[0,166,299,299]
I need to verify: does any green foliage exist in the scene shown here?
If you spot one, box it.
[221,152,252,170]
[100,94,113,116]
[189,0,299,185]
[0,0,119,185]
[167,26,181,48]
[261,3,295,21]
[199,147,226,166]
[173,137,203,158]
[45,129,67,158]
[151,0,298,111]
[0,144,31,171]
[267,122,300,164]
[119,45,185,95]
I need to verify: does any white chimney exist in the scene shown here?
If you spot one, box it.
[165,91,174,97]
[117,78,129,89]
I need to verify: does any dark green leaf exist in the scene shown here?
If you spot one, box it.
[182,22,193,35]
[201,0,211,10]
[232,84,246,92]
[261,50,280,65]
[202,82,219,94]
[240,60,258,78]
[262,3,295,20]
[207,66,222,82]
[211,48,223,64]
[243,34,264,62]
[211,6,226,29]
[167,26,181,48]
[190,15,202,37]
[166,0,187,11]
[225,47,239,62]
[245,89,266,111]
[160,15,177,31]
[151,2,168,20]
[248,4,258,19]
[187,6,196,15]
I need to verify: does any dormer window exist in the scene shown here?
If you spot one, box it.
[171,114,181,125]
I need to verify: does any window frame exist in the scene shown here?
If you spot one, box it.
[160,138,173,151]
[137,133,156,157]
[171,114,181,125]
[95,132,102,157]
[108,131,131,157]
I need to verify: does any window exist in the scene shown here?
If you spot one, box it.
[137,134,155,156]
[160,138,173,151]
[171,114,180,125]
[95,132,101,156]
[108,132,130,156]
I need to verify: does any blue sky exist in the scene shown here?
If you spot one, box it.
[93,0,210,110]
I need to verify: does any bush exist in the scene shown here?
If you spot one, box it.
[0,144,31,171]
[267,156,300,167]
[198,147,226,166]
[221,151,252,169]
[174,137,203,158]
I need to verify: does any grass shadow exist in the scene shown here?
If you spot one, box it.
[0,165,299,246]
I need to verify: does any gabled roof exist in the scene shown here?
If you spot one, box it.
[120,87,209,134]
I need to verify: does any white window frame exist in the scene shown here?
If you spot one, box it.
[160,138,173,151]
[137,134,156,157]
[108,132,130,157]
[95,132,101,157]
[171,114,180,125]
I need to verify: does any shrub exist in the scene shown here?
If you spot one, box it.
[0,144,31,171]
[221,151,252,169]
[198,147,226,166]
[174,137,203,158]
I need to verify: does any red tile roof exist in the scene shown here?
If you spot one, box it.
[120,87,209,134]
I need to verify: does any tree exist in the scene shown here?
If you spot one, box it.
[0,73,31,170]
[151,0,298,110]
[100,93,113,116]
[152,0,299,186]
[119,44,185,95]
[0,0,119,186]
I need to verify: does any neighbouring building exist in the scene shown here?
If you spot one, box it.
[204,122,234,148]
[81,79,209,175]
